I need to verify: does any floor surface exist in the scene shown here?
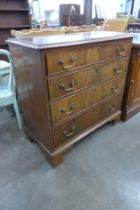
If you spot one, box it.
[0,109,140,210]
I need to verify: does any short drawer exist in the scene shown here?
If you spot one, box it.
[114,40,131,57]
[46,47,88,75]
[52,94,123,148]
[98,40,131,61]
[46,40,131,75]
[48,58,128,100]
[50,76,125,124]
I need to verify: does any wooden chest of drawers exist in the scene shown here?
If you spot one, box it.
[7,31,132,167]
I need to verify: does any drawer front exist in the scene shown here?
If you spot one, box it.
[46,48,88,75]
[50,76,125,124]
[98,40,131,61]
[48,58,128,100]
[51,85,98,125]
[46,40,131,75]
[53,94,123,148]
[53,105,100,148]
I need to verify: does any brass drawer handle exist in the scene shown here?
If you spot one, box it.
[57,56,76,70]
[111,86,119,94]
[64,65,74,70]
[116,47,126,55]
[108,103,117,112]
[113,66,122,74]
[59,80,76,92]
[60,104,75,115]
[62,125,76,137]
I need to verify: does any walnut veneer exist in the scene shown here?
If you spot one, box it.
[7,31,132,167]
[122,35,140,120]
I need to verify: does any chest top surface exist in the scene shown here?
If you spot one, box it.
[7,31,133,49]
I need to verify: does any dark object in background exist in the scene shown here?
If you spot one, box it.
[138,9,140,19]
[60,4,80,16]
[84,0,92,24]
[0,0,31,60]
[60,4,81,25]
[92,18,104,26]
[61,14,85,26]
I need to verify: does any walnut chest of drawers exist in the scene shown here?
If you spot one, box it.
[7,31,132,167]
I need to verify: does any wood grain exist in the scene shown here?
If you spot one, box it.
[50,76,126,124]
[122,47,140,120]
[53,94,123,148]
[8,34,132,167]
[48,57,129,100]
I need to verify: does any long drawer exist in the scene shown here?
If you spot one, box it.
[46,40,131,75]
[48,57,129,100]
[52,94,123,148]
[50,76,125,124]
